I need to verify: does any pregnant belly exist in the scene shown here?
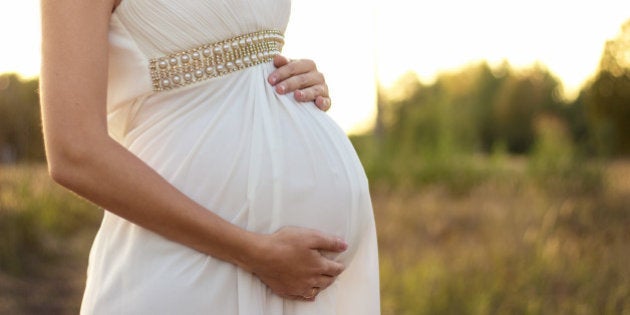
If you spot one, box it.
[276,114,371,264]
[227,101,371,265]
[123,74,371,265]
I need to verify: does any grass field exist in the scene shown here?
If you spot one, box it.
[373,159,630,315]
[1,161,629,314]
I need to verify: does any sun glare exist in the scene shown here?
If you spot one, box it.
[0,1,41,78]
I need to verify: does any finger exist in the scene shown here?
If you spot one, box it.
[309,234,348,253]
[321,260,345,277]
[268,55,292,85]
[273,54,291,68]
[316,275,335,290]
[315,96,331,111]
[268,59,317,87]
[294,84,327,102]
[297,83,328,101]
[274,71,324,95]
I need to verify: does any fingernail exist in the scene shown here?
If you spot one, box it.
[316,100,326,111]
[338,238,348,250]
[277,84,286,94]
[295,90,303,99]
[269,75,277,85]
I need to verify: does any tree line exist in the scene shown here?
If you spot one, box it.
[370,19,630,159]
[1,20,629,164]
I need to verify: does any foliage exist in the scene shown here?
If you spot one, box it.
[584,19,630,156]
[527,115,604,195]
[377,62,564,156]
[0,165,100,275]
[0,74,44,163]
[355,61,569,194]
[354,20,630,192]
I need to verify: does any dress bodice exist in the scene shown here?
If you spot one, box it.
[112,0,291,58]
[106,0,291,141]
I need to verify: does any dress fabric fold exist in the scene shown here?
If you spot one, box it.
[81,0,380,314]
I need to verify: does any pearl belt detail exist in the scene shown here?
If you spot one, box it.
[149,30,284,92]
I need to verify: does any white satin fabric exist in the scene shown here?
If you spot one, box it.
[81,1,380,314]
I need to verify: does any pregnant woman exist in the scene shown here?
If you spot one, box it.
[40,0,380,314]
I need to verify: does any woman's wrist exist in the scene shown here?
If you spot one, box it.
[229,229,268,273]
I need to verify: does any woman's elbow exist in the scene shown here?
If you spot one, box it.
[48,158,74,188]
[45,140,94,188]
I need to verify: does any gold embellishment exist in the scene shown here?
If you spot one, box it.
[149,30,284,92]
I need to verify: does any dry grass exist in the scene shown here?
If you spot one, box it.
[0,162,629,314]
[374,161,630,315]
[0,164,100,314]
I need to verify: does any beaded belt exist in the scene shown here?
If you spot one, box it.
[149,30,284,92]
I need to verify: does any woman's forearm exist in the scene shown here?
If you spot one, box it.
[49,134,257,269]
[39,0,255,267]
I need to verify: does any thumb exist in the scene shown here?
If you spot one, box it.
[311,234,348,253]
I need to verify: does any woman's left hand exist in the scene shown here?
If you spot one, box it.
[268,55,332,111]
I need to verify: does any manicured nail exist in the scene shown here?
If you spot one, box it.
[295,90,303,99]
[269,75,277,84]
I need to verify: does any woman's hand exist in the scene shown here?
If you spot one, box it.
[268,55,332,112]
[243,226,347,301]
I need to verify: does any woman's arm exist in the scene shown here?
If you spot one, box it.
[40,0,344,300]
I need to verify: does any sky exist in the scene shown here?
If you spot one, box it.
[1,0,629,134]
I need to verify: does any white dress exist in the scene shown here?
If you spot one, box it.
[81,0,380,314]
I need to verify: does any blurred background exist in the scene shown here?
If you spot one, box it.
[1,1,630,314]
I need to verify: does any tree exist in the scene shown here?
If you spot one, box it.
[585,19,630,156]
[492,65,563,154]
[0,74,44,163]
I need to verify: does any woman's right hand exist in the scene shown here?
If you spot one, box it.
[243,226,348,301]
